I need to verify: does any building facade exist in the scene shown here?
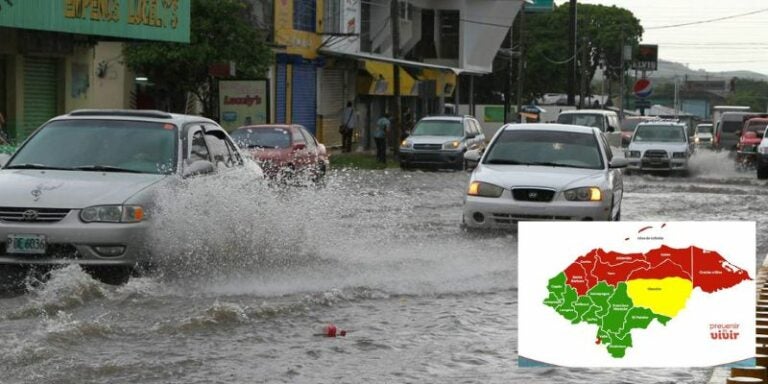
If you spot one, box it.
[0,0,190,142]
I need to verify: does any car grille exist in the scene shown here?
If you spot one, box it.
[1,243,79,258]
[0,207,71,223]
[491,213,572,224]
[413,144,442,151]
[643,150,668,159]
[512,188,555,202]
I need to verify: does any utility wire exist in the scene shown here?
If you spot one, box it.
[646,7,768,30]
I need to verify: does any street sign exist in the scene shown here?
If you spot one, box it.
[633,79,653,98]
[632,44,658,71]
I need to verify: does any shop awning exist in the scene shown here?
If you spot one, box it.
[417,68,457,97]
[318,48,480,74]
[358,60,418,96]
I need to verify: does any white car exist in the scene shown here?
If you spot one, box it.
[624,121,691,174]
[757,127,768,179]
[694,123,713,148]
[461,124,627,229]
[399,115,485,170]
[0,109,260,286]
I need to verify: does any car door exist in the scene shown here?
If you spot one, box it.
[599,132,623,218]
[297,126,319,169]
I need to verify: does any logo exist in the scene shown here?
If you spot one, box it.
[528,192,538,199]
[633,79,653,98]
[21,210,39,221]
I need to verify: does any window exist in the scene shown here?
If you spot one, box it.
[412,120,463,137]
[484,130,604,170]
[323,0,341,33]
[189,130,210,162]
[292,127,306,146]
[438,10,459,59]
[203,127,236,168]
[298,126,317,151]
[294,0,316,32]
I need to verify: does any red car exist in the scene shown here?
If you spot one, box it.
[230,124,329,181]
[736,117,768,168]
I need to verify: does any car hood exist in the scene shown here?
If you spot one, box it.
[473,163,608,190]
[408,135,462,144]
[628,142,688,152]
[696,133,713,139]
[0,170,168,208]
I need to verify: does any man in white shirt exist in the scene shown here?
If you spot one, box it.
[340,101,356,152]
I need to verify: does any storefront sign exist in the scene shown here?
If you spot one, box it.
[219,80,269,131]
[273,0,321,58]
[0,0,190,43]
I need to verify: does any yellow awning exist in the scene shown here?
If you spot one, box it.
[359,60,418,96]
[420,69,457,97]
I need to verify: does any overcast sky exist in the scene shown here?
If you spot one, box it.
[552,0,768,75]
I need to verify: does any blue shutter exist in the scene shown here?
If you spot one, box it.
[275,63,287,124]
[291,63,317,134]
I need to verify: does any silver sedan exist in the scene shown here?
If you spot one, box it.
[461,124,627,229]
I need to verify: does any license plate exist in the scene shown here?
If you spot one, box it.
[6,234,47,254]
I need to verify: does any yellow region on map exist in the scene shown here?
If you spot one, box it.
[625,277,693,318]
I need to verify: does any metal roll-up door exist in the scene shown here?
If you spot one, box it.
[319,68,345,145]
[23,57,59,139]
[275,63,287,124]
[291,62,317,134]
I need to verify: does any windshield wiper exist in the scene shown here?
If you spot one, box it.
[73,165,143,173]
[527,161,590,169]
[4,163,74,171]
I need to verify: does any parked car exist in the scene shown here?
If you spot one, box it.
[693,123,714,148]
[399,115,485,170]
[461,124,627,229]
[620,116,660,147]
[624,121,692,174]
[714,112,758,151]
[230,124,329,182]
[0,109,259,286]
[756,127,768,179]
[736,117,768,168]
[555,109,620,133]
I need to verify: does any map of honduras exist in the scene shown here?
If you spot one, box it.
[543,243,752,358]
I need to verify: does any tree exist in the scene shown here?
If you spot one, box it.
[725,78,768,112]
[123,0,271,118]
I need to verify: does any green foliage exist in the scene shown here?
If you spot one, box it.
[123,0,272,117]
[726,78,768,112]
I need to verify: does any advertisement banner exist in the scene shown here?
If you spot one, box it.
[0,0,190,43]
[219,80,269,132]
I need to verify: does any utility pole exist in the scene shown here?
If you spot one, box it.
[504,27,512,123]
[579,36,588,109]
[390,0,402,158]
[618,28,625,120]
[515,5,526,121]
[567,0,577,106]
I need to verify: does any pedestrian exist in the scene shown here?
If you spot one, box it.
[340,101,356,153]
[375,112,390,163]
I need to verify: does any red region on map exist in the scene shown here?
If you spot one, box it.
[563,245,751,295]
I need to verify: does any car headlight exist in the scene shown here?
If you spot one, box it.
[80,205,145,223]
[625,151,641,158]
[694,137,700,144]
[400,140,413,149]
[443,140,461,150]
[468,181,504,198]
[564,187,602,202]
[672,152,687,159]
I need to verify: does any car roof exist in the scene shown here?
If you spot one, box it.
[636,121,686,128]
[55,109,218,126]
[420,115,469,122]
[559,109,616,115]
[501,123,599,135]
[234,124,296,130]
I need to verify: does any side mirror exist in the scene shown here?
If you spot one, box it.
[465,132,476,139]
[0,154,8,168]
[609,158,629,168]
[464,149,482,170]
[183,160,215,177]
[607,126,616,133]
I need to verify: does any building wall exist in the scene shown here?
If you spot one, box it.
[65,42,132,112]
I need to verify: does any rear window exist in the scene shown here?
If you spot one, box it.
[557,113,605,131]
[411,120,463,137]
[745,121,767,137]
[231,128,291,149]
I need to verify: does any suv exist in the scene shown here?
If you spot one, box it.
[620,116,661,147]
[625,121,691,174]
[556,110,620,133]
[399,115,485,170]
[693,123,714,148]
[715,112,758,151]
[0,109,260,286]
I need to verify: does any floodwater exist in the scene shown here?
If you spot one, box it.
[0,150,765,383]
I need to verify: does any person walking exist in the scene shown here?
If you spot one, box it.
[375,112,390,163]
[340,101,356,153]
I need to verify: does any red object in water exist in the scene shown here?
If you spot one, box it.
[595,337,601,345]
[325,324,337,337]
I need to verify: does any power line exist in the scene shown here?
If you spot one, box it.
[646,7,768,30]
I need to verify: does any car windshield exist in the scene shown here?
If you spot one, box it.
[230,127,291,149]
[556,114,605,130]
[745,122,767,137]
[696,125,712,134]
[6,119,177,174]
[633,125,686,143]
[483,129,604,170]
[411,120,463,137]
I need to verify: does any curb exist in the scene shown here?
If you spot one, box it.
[708,254,768,384]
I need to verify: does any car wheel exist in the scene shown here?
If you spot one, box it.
[84,266,133,285]
[758,167,768,180]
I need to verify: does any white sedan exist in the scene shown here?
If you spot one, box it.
[461,124,627,229]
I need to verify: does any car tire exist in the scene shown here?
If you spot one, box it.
[84,266,132,285]
[758,167,768,180]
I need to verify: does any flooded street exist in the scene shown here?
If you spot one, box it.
[1,150,766,383]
